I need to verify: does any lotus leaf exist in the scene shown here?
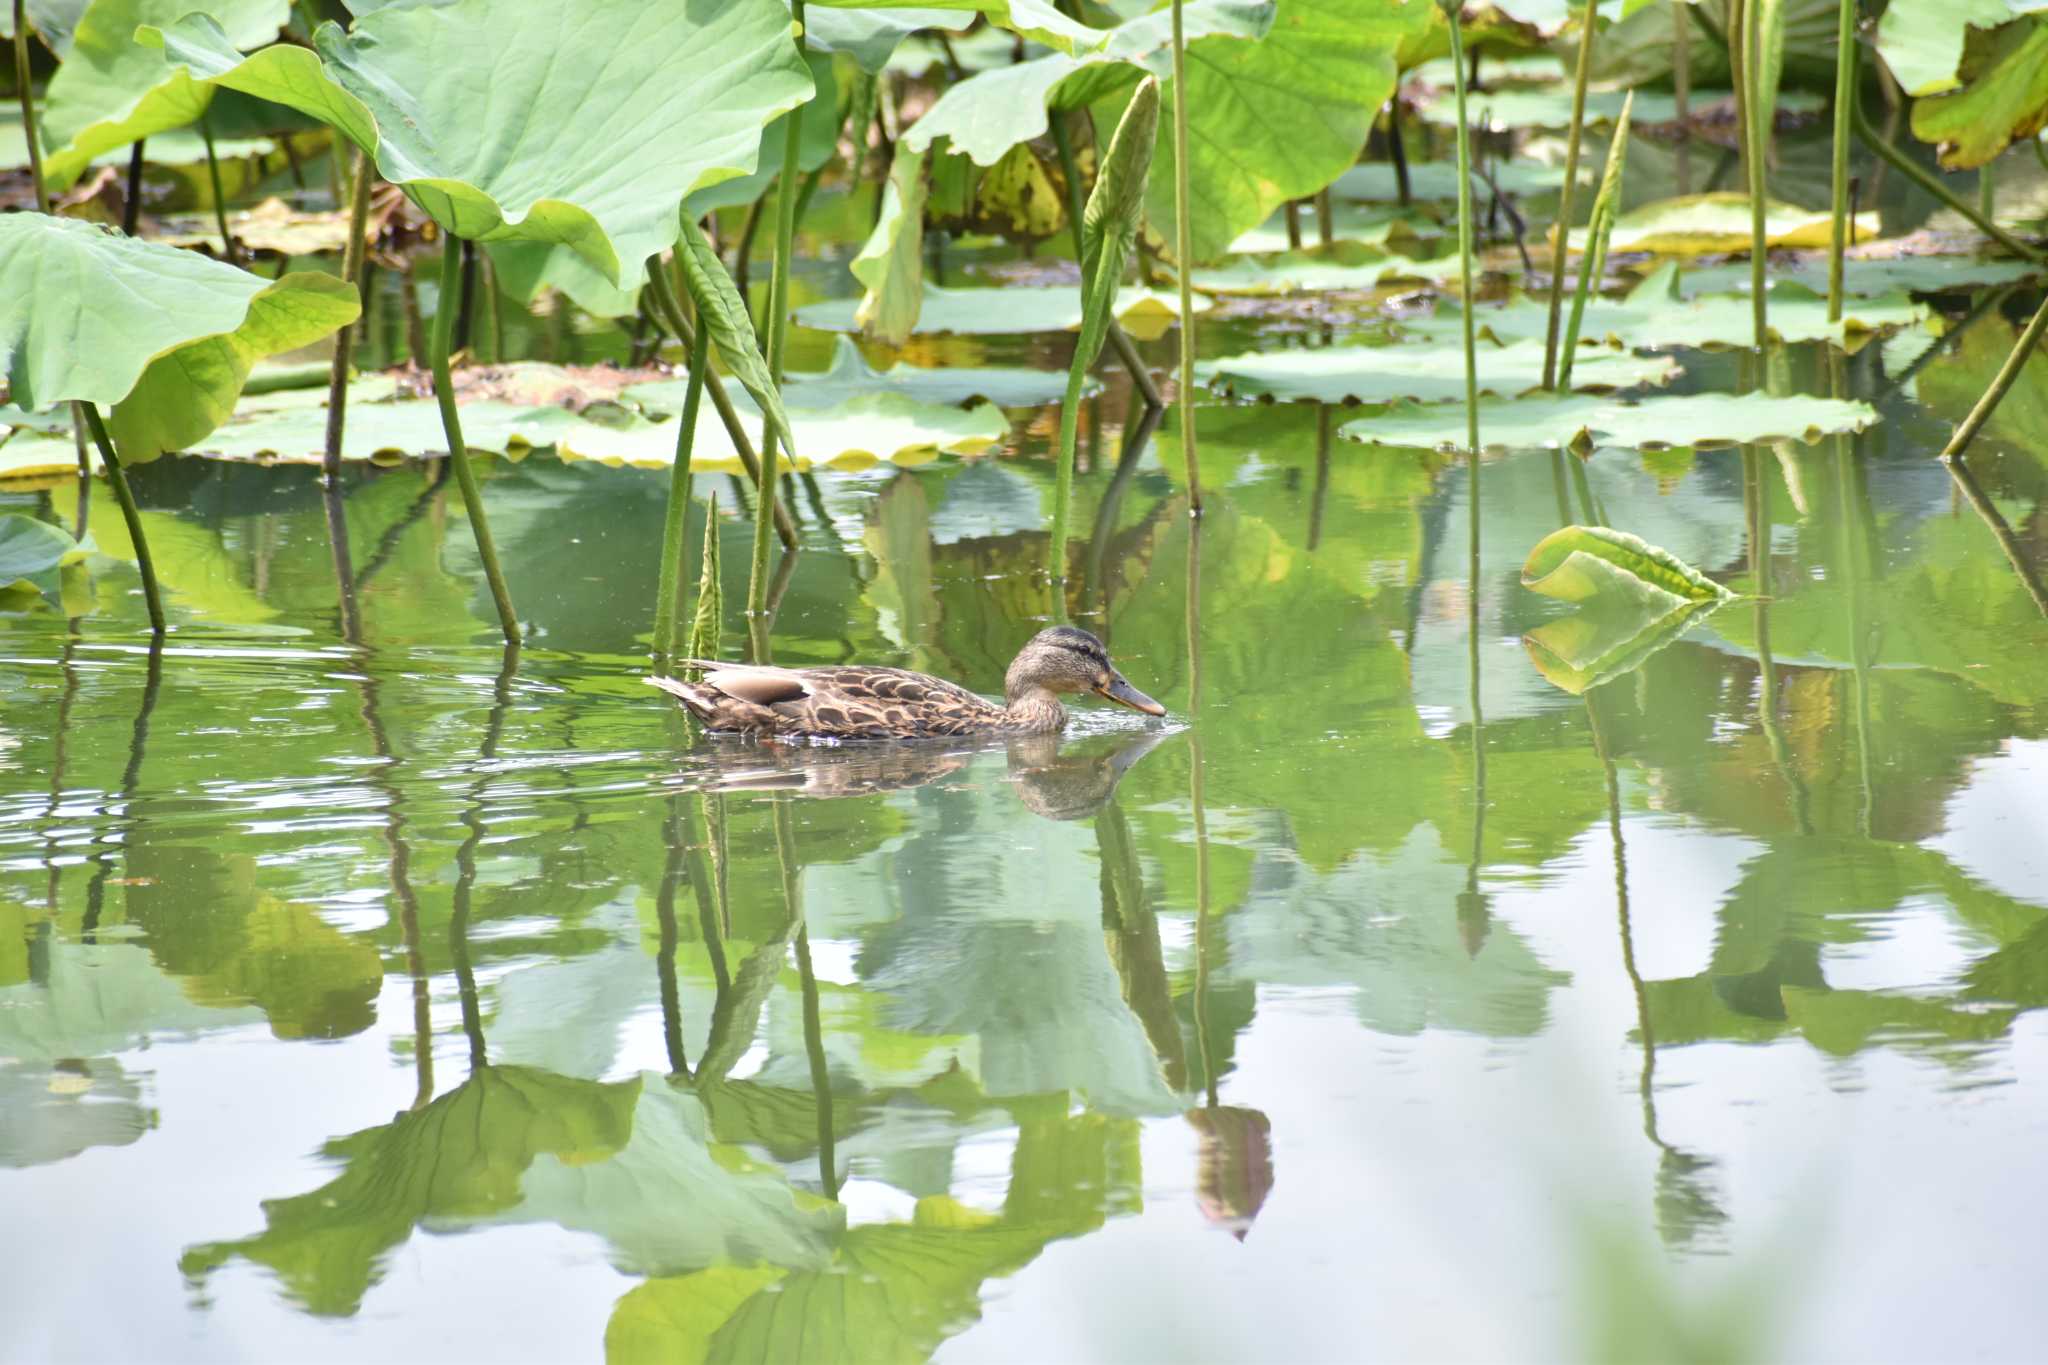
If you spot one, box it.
[1911,20,2048,168]
[852,147,929,345]
[1226,202,1440,253]
[1406,263,1928,351]
[0,514,87,597]
[685,50,839,217]
[557,391,1009,472]
[146,0,812,290]
[0,0,94,54]
[151,196,357,256]
[0,104,267,172]
[806,0,1125,55]
[1189,247,1468,295]
[1673,255,2040,298]
[0,432,93,482]
[1572,192,1883,255]
[901,1,1273,165]
[683,335,1078,410]
[1523,525,1735,607]
[1874,0,2018,96]
[805,7,962,70]
[0,214,359,462]
[484,241,641,320]
[1340,390,1879,452]
[796,281,1207,335]
[37,0,287,188]
[1198,339,1678,402]
[189,393,578,464]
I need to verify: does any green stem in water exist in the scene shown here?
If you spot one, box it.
[199,108,234,264]
[1826,0,1856,323]
[750,0,806,647]
[1979,155,1995,224]
[1852,103,2042,261]
[1170,0,1202,513]
[429,232,520,642]
[1741,0,1768,349]
[80,403,165,636]
[1559,96,1632,390]
[1447,12,1479,455]
[11,0,48,214]
[1541,0,1600,390]
[1048,110,1162,409]
[1938,286,2048,465]
[1048,345,1089,607]
[324,149,374,484]
[653,286,710,668]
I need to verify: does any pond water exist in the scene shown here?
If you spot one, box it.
[7,179,2048,1361]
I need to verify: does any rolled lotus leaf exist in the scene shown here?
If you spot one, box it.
[672,216,795,461]
[1522,525,1735,609]
[1076,76,1160,372]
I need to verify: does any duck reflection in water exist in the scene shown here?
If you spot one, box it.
[678,726,1173,822]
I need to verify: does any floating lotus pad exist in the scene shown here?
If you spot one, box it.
[1405,263,1928,351]
[795,282,1208,336]
[1416,86,1824,130]
[630,337,1080,411]
[1189,249,1468,296]
[192,394,579,464]
[1673,255,2041,298]
[1199,340,1678,403]
[1340,391,1880,453]
[1570,193,1883,255]
[556,392,1009,472]
[1227,203,1441,254]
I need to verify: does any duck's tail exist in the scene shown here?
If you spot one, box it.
[646,674,720,723]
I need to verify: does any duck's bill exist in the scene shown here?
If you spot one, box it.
[1099,674,1167,717]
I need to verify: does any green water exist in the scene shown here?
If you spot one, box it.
[9,267,2048,1359]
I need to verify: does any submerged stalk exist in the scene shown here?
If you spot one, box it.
[653,289,709,667]
[1826,0,1856,322]
[1938,289,2048,464]
[80,404,165,636]
[1170,0,1202,513]
[429,232,519,642]
[751,1,807,640]
[1541,0,1601,390]
[1673,0,1691,195]
[11,0,48,213]
[1447,11,1480,454]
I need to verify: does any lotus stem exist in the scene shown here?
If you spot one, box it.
[751,1,806,634]
[1944,451,2048,618]
[324,150,374,485]
[1049,338,1090,598]
[653,294,709,668]
[1673,0,1691,195]
[199,109,234,264]
[1851,103,2043,261]
[1447,10,1480,455]
[12,0,47,213]
[80,403,165,636]
[1938,288,2048,465]
[123,141,146,235]
[641,259,798,550]
[1979,156,1995,223]
[1049,110,1162,409]
[429,232,519,642]
[1740,0,1767,349]
[1560,96,1631,390]
[1387,99,1411,207]
[1541,0,1600,390]
[1171,0,1202,514]
[1827,0,1855,322]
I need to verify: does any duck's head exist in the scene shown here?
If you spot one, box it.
[1005,626,1166,716]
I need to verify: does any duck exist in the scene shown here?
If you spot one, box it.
[647,625,1167,740]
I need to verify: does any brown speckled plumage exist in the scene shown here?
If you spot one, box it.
[648,626,1166,741]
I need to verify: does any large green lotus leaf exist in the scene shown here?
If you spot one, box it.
[1416,84,1823,129]
[0,215,360,462]
[1911,19,2048,167]
[851,146,928,345]
[901,1,1274,165]
[805,7,961,70]
[1330,159,1583,202]
[38,0,287,188]
[556,391,1009,472]
[1522,525,1735,606]
[1875,0,2017,96]
[148,0,813,290]
[0,0,95,55]
[1571,192,1883,255]
[485,240,641,320]
[1340,390,1879,453]
[1673,255,2041,298]
[1198,339,1677,402]
[0,432,91,482]
[1406,263,1928,351]
[796,281,1206,335]
[0,104,268,171]
[1522,598,1723,695]
[1189,246,1468,295]
[685,50,839,217]
[1149,0,1436,262]
[805,0,1112,54]
[189,390,579,464]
